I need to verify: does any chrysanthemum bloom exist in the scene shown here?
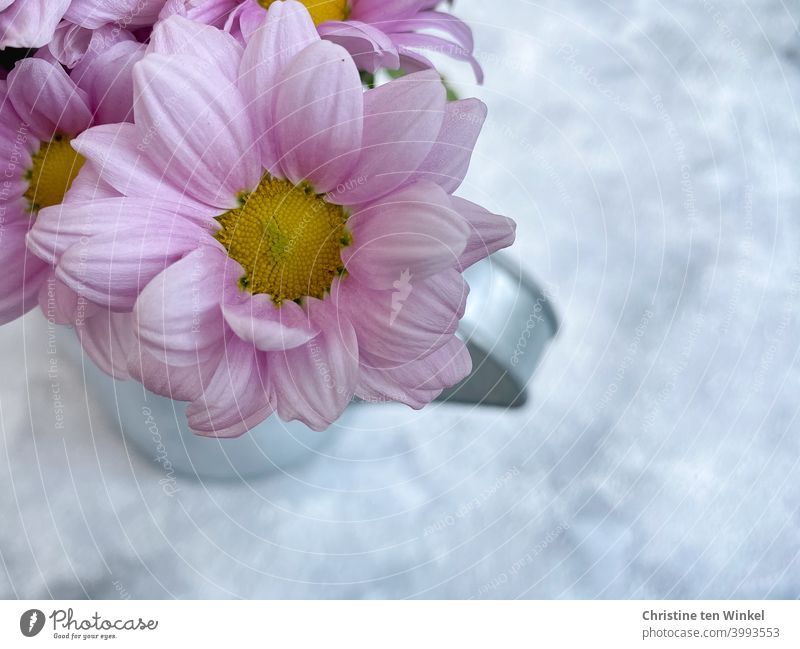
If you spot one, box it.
[30,3,513,436]
[161,0,482,80]
[0,45,144,325]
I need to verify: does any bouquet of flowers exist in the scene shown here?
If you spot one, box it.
[0,0,515,437]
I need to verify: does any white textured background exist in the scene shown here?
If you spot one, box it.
[1,0,799,599]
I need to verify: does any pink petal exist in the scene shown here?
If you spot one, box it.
[409,98,487,193]
[316,20,399,72]
[62,163,119,201]
[0,0,71,49]
[76,309,135,380]
[349,0,424,23]
[148,15,243,82]
[341,181,469,290]
[274,40,364,193]
[269,297,358,431]
[71,123,218,220]
[328,69,445,205]
[336,268,467,362]
[238,0,319,174]
[65,0,165,29]
[6,58,93,140]
[186,337,274,438]
[234,2,267,41]
[73,40,145,125]
[222,283,319,352]
[0,106,35,203]
[52,22,135,69]
[396,11,475,52]
[393,32,484,84]
[133,53,261,209]
[0,126,30,216]
[134,246,227,369]
[49,22,92,68]
[0,223,49,324]
[28,197,195,264]
[452,196,516,270]
[127,344,204,403]
[159,0,240,26]
[0,86,35,158]
[37,272,102,325]
[356,336,472,408]
[55,215,209,311]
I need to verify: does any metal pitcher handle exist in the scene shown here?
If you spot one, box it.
[441,255,558,407]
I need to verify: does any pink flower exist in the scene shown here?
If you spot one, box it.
[161,0,482,80]
[0,44,143,325]
[30,4,514,436]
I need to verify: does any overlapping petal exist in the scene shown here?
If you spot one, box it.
[149,14,243,81]
[0,225,50,325]
[238,0,319,172]
[342,181,470,289]
[336,269,467,362]
[222,287,319,352]
[273,39,364,193]
[453,196,517,271]
[356,336,472,409]
[56,214,209,310]
[330,69,445,205]
[0,0,71,49]
[71,123,218,219]
[269,297,359,431]
[133,245,228,368]
[133,53,261,208]
[315,20,399,72]
[186,336,274,437]
[7,58,93,140]
[410,98,487,193]
[65,0,166,30]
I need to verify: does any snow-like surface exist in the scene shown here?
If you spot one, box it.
[1,0,799,598]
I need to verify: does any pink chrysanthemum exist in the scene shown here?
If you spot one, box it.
[30,3,514,436]
[161,0,482,80]
[0,43,143,325]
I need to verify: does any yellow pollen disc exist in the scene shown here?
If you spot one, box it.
[24,134,86,213]
[258,0,349,25]
[215,175,351,306]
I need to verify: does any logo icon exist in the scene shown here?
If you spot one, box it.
[390,269,413,326]
[20,609,45,637]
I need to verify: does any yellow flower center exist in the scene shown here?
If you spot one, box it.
[24,135,85,213]
[258,0,349,25]
[215,175,351,306]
